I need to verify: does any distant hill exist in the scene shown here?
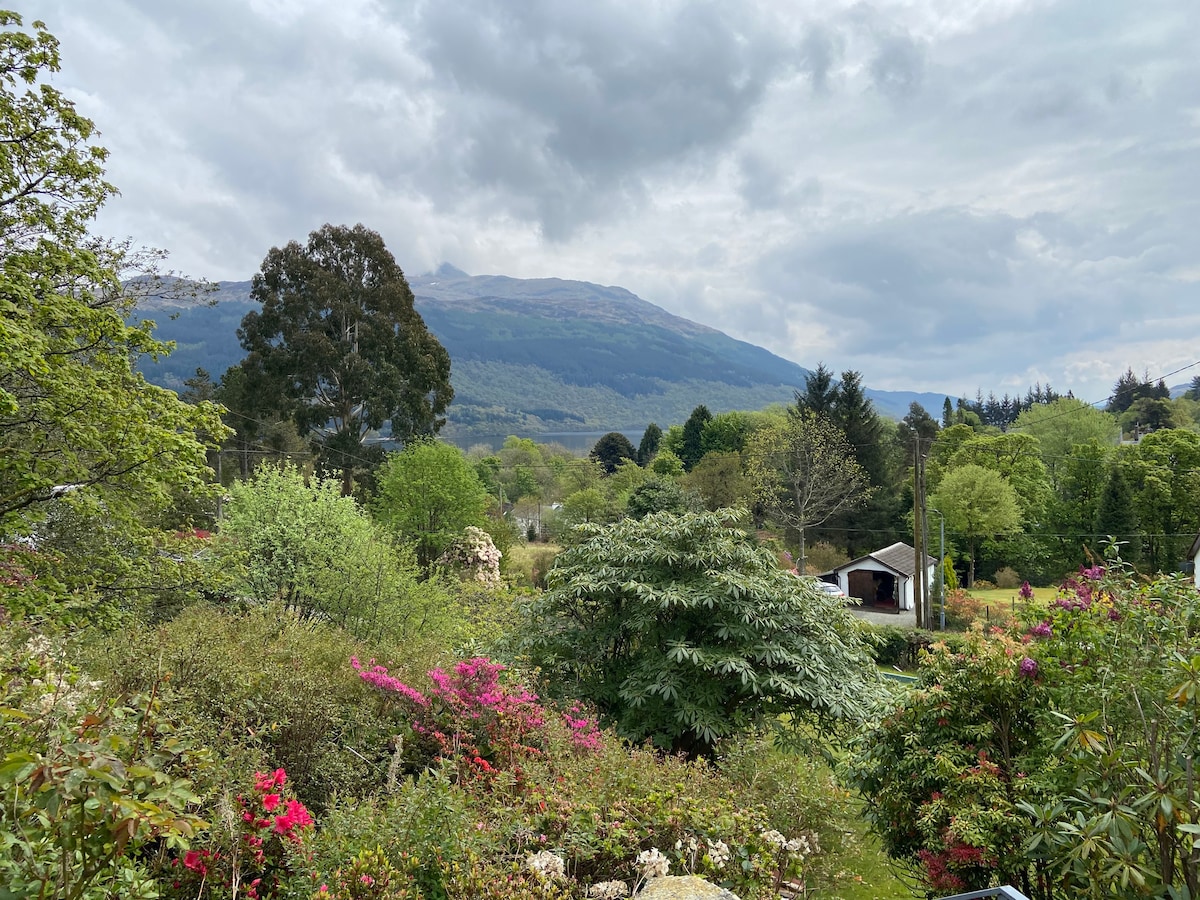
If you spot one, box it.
[134,265,951,440]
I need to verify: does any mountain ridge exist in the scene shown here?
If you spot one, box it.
[134,268,952,440]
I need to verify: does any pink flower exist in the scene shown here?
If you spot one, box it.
[262,793,281,811]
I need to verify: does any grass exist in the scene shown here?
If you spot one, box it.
[812,800,921,900]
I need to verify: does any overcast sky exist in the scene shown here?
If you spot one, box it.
[40,0,1200,404]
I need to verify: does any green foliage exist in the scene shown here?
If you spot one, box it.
[745,410,872,573]
[520,509,883,755]
[0,12,227,608]
[853,561,1200,898]
[680,404,712,472]
[930,463,1022,585]
[214,465,452,642]
[236,223,453,493]
[590,431,637,475]
[625,476,700,520]
[682,451,751,511]
[648,448,685,478]
[0,630,208,900]
[374,441,491,571]
[637,422,662,465]
[848,628,1051,895]
[90,604,425,815]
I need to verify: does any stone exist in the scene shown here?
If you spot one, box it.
[635,875,741,900]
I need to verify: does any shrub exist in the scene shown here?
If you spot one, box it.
[943,589,984,629]
[993,566,1021,589]
[161,768,314,900]
[329,654,830,899]
[213,465,454,643]
[521,509,883,756]
[865,625,912,667]
[847,628,1051,895]
[0,629,208,899]
[86,604,426,814]
[804,541,850,574]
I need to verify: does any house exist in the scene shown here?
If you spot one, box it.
[1190,533,1200,589]
[824,541,937,612]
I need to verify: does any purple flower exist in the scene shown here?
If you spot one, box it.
[1080,565,1105,582]
[1031,621,1052,638]
[1019,582,1034,600]
[1018,657,1038,678]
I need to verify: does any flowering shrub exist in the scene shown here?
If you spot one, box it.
[437,526,502,587]
[352,656,601,777]
[855,557,1200,899]
[312,847,412,899]
[164,768,314,899]
[848,628,1050,894]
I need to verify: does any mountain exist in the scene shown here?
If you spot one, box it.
[134,268,951,440]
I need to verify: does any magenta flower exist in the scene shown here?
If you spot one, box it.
[1018,657,1038,678]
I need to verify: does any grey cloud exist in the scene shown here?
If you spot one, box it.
[797,24,843,93]
[870,33,925,99]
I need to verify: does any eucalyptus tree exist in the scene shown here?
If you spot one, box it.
[236,224,452,494]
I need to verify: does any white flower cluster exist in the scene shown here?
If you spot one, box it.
[526,850,565,880]
[636,847,670,879]
[761,829,818,859]
[707,839,731,870]
[439,526,503,586]
[587,881,630,899]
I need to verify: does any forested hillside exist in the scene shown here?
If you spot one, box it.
[135,268,951,439]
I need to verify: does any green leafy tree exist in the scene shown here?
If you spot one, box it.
[1124,428,1200,571]
[626,476,700,519]
[683,451,752,511]
[930,464,1022,586]
[745,411,872,574]
[637,422,662,465]
[649,448,685,478]
[0,14,225,534]
[236,223,452,494]
[521,509,882,756]
[373,440,491,571]
[701,410,752,455]
[590,431,637,475]
[1012,398,1117,487]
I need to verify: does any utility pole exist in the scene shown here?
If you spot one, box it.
[913,435,925,629]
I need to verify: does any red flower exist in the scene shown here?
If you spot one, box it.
[262,793,281,811]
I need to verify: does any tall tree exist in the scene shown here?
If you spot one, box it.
[637,422,662,465]
[930,464,1022,586]
[745,411,873,573]
[1093,464,1139,561]
[794,363,838,417]
[828,370,899,556]
[373,440,490,572]
[590,431,637,474]
[679,404,712,472]
[236,224,452,494]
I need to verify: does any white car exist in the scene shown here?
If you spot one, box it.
[803,577,847,598]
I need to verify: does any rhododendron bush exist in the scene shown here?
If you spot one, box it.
[850,557,1200,899]
[352,656,602,776]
